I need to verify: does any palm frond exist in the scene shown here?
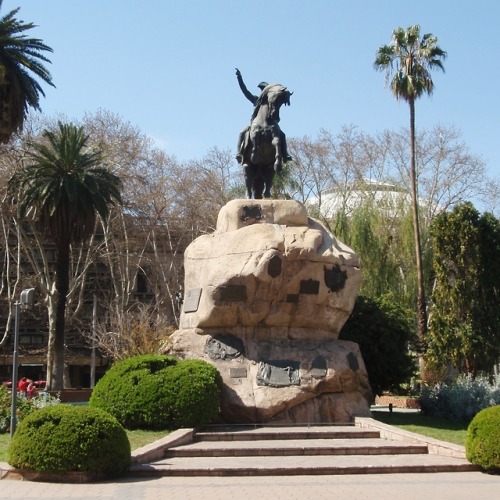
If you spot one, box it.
[10,122,122,246]
[374,25,446,102]
[0,2,54,141]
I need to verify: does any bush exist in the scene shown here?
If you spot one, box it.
[419,374,500,422]
[89,354,221,430]
[0,384,60,433]
[466,405,500,472]
[339,294,417,396]
[7,405,130,476]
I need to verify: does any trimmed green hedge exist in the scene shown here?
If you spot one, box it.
[7,405,130,476]
[466,405,500,472]
[89,354,221,430]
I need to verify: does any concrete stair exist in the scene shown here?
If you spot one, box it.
[129,419,478,477]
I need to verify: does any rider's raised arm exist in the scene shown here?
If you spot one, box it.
[236,68,258,105]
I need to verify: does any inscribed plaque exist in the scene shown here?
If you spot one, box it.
[309,355,327,379]
[299,279,320,294]
[241,205,262,221]
[230,368,248,378]
[256,360,301,387]
[204,335,244,360]
[324,264,347,292]
[219,285,247,302]
[267,255,282,277]
[347,352,359,371]
[183,288,202,313]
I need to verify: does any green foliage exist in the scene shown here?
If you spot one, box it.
[0,385,60,433]
[428,203,500,374]
[339,294,417,396]
[0,385,31,433]
[7,405,130,476]
[419,374,500,423]
[0,428,163,462]
[160,359,222,428]
[374,25,446,102]
[466,405,500,472]
[335,200,432,312]
[0,2,55,142]
[17,121,122,244]
[89,354,221,430]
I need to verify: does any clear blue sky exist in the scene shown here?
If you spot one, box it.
[10,0,500,183]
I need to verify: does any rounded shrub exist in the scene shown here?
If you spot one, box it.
[7,405,130,476]
[163,359,222,428]
[466,405,500,472]
[89,354,221,430]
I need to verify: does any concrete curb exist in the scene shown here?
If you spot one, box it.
[0,462,105,482]
[131,428,195,464]
[355,417,467,459]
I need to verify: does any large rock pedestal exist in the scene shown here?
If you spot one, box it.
[168,199,372,423]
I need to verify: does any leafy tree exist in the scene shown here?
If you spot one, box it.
[374,25,446,351]
[9,122,122,390]
[0,1,54,142]
[338,200,402,305]
[339,294,417,396]
[427,203,500,375]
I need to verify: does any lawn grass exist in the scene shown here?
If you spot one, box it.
[125,428,170,451]
[0,428,169,463]
[0,433,9,462]
[371,410,468,446]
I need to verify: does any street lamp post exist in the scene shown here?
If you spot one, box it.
[10,288,35,439]
[90,293,97,389]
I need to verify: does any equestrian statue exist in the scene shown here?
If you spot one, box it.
[235,68,293,199]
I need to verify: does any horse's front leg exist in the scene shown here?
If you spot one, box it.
[244,165,254,199]
[272,135,282,172]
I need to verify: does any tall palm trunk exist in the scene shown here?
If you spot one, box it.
[50,238,70,390]
[409,98,427,354]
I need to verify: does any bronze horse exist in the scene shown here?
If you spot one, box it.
[239,83,292,199]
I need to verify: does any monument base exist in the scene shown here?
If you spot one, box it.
[168,328,372,424]
[170,199,372,424]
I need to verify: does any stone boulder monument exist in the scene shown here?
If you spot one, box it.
[168,199,372,423]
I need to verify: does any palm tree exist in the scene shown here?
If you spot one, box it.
[374,25,446,352]
[0,0,54,143]
[11,122,122,390]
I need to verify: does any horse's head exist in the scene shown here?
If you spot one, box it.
[257,83,292,123]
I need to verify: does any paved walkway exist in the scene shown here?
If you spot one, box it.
[2,410,498,498]
[0,471,498,499]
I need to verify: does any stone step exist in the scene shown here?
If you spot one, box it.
[129,422,478,477]
[195,425,380,441]
[165,437,428,457]
[129,453,478,477]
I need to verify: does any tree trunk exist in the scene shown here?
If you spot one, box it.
[409,98,428,356]
[50,239,70,390]
[44,292,57,390]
